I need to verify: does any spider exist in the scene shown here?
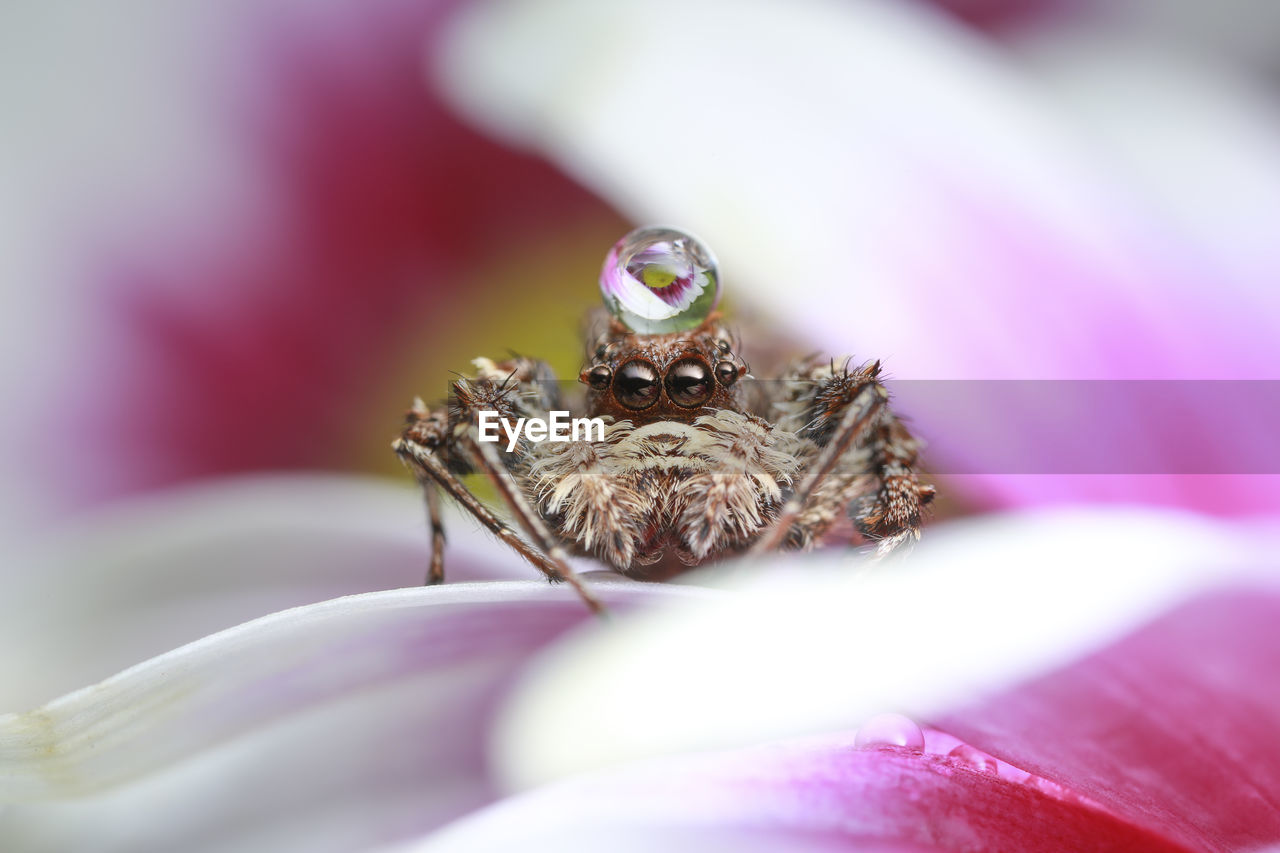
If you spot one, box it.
[392,227,934,612]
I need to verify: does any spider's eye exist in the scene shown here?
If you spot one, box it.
[716,339,732,354]
[594,344,608,359]
[714,360,739,386]
[613,361,660,410]
[586,365,612,390]
[665,358,714,408]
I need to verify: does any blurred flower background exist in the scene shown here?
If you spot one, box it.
[3,0,1280,850]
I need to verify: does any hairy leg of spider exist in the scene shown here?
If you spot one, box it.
[462,436,603,615]
[395,437,603,614]
[401,398,446,585]
[773,365,933,556]
[853,420,935,557]
[748,383,887,555]
[779,415,934,558]
[423,482,445,585]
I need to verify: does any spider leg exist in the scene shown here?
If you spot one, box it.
[396,359,603,614]
[853,418,937,557]
[461,434,603,613]
[748,381,887,555]
[750,358,934,557]
[423,482,445,585]
[401,398,447,585]
[394,431,602,614]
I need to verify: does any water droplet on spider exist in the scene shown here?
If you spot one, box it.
[600,226,720,333]
[854,713,925,752]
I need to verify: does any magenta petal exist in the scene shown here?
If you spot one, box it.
[937,586,1280,851]
[418,733,1189,853]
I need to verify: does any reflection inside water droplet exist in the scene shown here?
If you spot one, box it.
[599,226,720,333]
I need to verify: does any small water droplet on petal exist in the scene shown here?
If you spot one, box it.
[948,744,998,774]
[854,713,925,752]
[1023,775,1070,798]
[599,226,720,333]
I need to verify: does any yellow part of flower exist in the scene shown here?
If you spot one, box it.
[641,265,679,290]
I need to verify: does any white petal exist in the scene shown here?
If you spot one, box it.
[436,0,1280,517]
[0,473,549,711]
[0,580,703,852]
[490,507,1280,789]
[1,472,701,851]
[438,0,1280,377]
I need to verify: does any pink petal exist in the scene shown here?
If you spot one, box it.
[410,734,1189,852]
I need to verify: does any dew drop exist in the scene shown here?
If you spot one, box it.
[948,744,998,774]
[1023,775,1070,798]
[854,713,925,752]
[599,226,720,333]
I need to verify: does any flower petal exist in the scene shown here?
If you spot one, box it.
[436,0,1280,515]
[0,1,623,539]
[0,580,704,851]
[934,585,1280,850]
[438,0,1272,378]
[0,473,545,710]
[489,508,1279,790]
[401,732,1190,853]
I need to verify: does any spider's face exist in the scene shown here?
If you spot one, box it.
[579,318,748,423]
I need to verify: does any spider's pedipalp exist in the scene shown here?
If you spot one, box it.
[523,421,648,569]
[676,411,805,559]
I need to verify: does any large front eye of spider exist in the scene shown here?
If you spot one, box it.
[664,358,714,408]
[613,360,661,410]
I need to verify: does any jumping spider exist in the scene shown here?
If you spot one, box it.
[393,227,934,612]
